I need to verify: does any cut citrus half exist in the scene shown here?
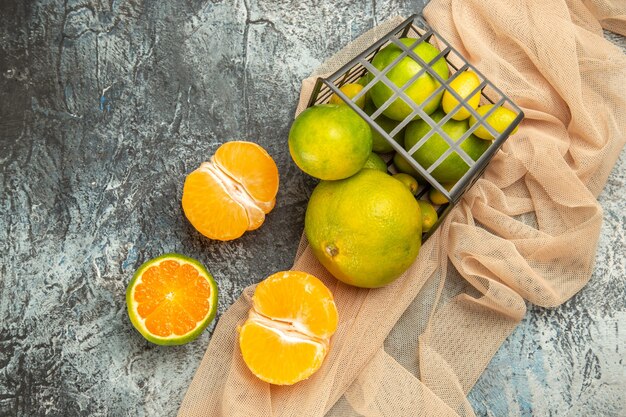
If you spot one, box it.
[239,271,339,385]
[182,141,279,241]
[126,253,218,345]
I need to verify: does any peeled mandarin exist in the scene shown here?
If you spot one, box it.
[182,141,279,241]
[239,271,338,385]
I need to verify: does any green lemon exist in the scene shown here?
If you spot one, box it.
[364,99,406,153]
[428,184,454,205]
[404,110,490,183]
[392,173,419,195]
[305,169,422,288]
[469,104,520,140]
[393,152,420,177]
[329,83,366,109]
[369,38,450,121]
[442,71,481,120]
[417,200,438,232]
[363,152,388,172]
[289,104,373,180]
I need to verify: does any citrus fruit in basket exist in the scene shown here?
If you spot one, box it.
[239,271,338,385]
[393,173,419,195]
[393,152,420,177]
[369,38,450,121]
[329,83,366,109]
[417,200,438,232]
[182,141,279,241]
[305,169,422,288]
[469,104,520,140]
[126,254,218,345]
[364,99,406,153]
[429,184,453,205]
[404,110,490,183]
[442,70,482,120]
[363,152,387,172]
[289,104,372,180]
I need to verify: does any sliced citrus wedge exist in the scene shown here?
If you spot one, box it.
[239,271,338,385]
[126,254,218,345]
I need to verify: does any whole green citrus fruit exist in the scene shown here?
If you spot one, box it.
[364,99,405,153]
[369,38,449,121]
[362,152,387,172]
[469,104,520,140]
[289,104,372,180]
[404,110,490,183]
[305,169,422,288]
[329,83,366,109]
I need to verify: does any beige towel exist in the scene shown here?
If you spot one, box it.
[178,0,626,415]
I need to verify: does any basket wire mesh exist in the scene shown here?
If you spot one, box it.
[306,14,524,240]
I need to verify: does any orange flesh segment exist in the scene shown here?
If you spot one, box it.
[133,260,212,337]
[239,320,327,385]
[182,164,250,241]
[213,141,279,210]
[182,141,279,241]
[239,271,338,385]
[252,271,339,339]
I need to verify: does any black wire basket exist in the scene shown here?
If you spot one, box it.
[306,14,524,241]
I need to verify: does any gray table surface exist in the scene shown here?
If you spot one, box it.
[1,1,624,416]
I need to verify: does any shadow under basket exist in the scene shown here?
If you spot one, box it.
[306,14,524,242]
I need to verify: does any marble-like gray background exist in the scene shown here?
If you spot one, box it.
[0,0,624,415]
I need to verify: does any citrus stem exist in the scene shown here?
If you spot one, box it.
[325,244,339,258]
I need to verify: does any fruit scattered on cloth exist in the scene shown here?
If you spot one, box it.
[305,169,422,288]
[182,141,279,241]
[126,254,218,345]
[369,38,450,121]
[238,271,338,385]
[289,104,372,180]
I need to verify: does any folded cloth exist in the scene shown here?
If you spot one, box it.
[178,0,626,415]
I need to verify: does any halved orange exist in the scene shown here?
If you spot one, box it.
[239,271,339,385]
[182,141,279,241]
[126,254,218,345]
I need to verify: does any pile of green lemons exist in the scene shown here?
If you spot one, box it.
[289,37,520,289]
